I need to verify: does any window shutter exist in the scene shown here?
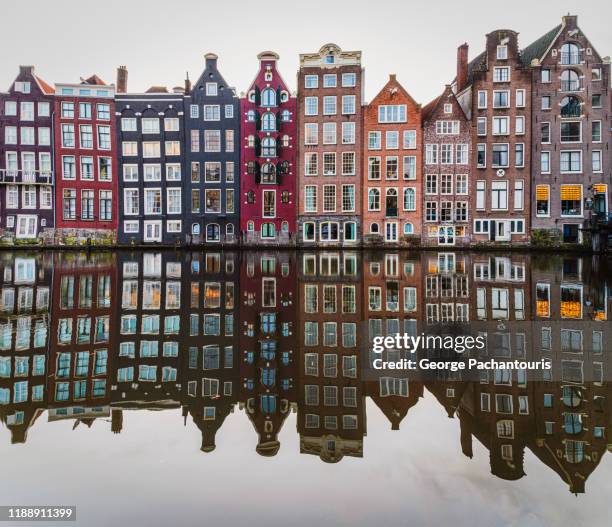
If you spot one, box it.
[255,136,261,157]
[255,110,261,131]
[276,86,282,106]
[254,162,261,184]
[276,111,281,132]
[254,86,261,106]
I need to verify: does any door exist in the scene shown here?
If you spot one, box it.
[438,226,455,245]
[385,222,398,242]
[495,220,511,241]
[144,221,162,242]
[16,215,37,239]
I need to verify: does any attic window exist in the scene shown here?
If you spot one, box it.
[325,54,334,64]
[14,82,31,94]
[280,91,289,103]
[496,45,508,60]
[206,83,217,96]
[444,104,452,114]
[264,71,273,81]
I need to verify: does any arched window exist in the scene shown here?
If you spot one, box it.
[261,163,276,183]
[370,222,380,234]
[281,221,289,233]
[262,88,276,107]
[561,42,581,65]
[226,223,235,237]
[262,112,275,131]
[403,222,414,235]
[560,69,580,91]
[561,96,582,118]
[280,91,289,103]
[247,191,255,203]
[247,110,256,121]
[262,137,276,157]
[368,189,380,211]
[281,110,291,122]
[281,134,290,147]
[191,223,200,235]
[403,188,416,211]
[247,134,255,147]
[247,220,254,232]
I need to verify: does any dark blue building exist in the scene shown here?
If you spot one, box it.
[115,82,186,245]
[184,54,240,244]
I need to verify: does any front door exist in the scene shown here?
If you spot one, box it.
[144,221,162,242]
[385,222,398,242]
[494,220,511,241]
[438,226,455,245]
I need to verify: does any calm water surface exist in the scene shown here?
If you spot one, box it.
[0,250,610,527]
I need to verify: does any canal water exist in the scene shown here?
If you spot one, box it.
[0,250,610,526]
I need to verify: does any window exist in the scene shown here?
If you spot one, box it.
[426,174,438,195]
[541,151,551,173]
[514,180,524,209]
[342,185,355,212]
[304,96,318,115]
[342,95,355,114]
[323,122,336,144]
[536,185,549,216]
[342,152,355,175]
[342,72,356,87]
[492,144,509,168]
[403,188,416,211]
[515,89,525,107]
[144,188,162,214]
[100,190,112,220]
[323,74,337,88]
[123,189,139,215]
[477,144,486,167]
[436,121,459,135]
[403,130,416,149]
[515,116,525,135]
[323,185,336,212]
[378,105,406,123]
[476,181,486,210]
[261,88,276,106]
[304,123,318,145]
[368,189,380,211]
[542,96,551,110]
[305,75,318,88]
[403,156,416,179]
[98,157,112,180]
[386,157,398,179]
[20,101,34,120]
[456,174,468,194]
[81,190,94,220]
[425,144,438,164]
[592,150,602,172]
[167,188,182,214]
[496,45,508,59]
[440,174,452,194]
[142,141,160,158]
[342,122,355,144]
[493,90,509,108]
[205,189,221,213]
[541,69,551,83]
[63,189,76,220]
[425,201,437,221]
[560,185,582,216]
[592,121,602,142]
[323,96,336,115]
[61,124,75,147]
[304,186,317,212]
[493,66,510,82]
[560,151,582,173]
[206,82,218,96]
[477,91,487,109]
[440,144,453,164]
[491,181,508,210]
[386,131,399,149]
[323,153,336,176]
[515,143,524,167]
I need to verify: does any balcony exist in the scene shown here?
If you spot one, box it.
[0,169,54,185]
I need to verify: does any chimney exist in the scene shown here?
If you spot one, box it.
[456,43,468,93]
[19,65,34,77]
[184,72,191,93]
[116,66,128,94]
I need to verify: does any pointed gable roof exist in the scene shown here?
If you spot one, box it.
[81,74,107,86]
[520,24,563,65]
[422,85,469,122]
[370,74,420,109]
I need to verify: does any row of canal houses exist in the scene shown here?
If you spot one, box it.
[0,15,610,247]
[0,250,611,489]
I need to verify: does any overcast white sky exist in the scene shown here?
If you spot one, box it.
[1,0,610,104]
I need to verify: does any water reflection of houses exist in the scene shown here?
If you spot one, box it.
[298,251,365,461]
[238,252,297,455]
[0,249,609,493]
[110,252,183,431]
[363,251,424,431]
[0,253,52,443]
[47,252,116,427]
[181,251,240,452]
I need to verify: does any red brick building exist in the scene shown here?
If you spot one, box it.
[421,86,472,246]
[456,32,532,244]
[297,44,363,247]
[363,75,422,245]
[54,76,117,243]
